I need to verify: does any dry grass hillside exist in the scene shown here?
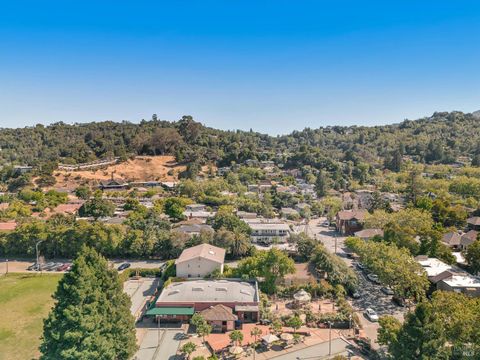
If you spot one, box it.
[51,156,186,191]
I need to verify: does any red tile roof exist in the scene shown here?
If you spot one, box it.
[0,222,17,231]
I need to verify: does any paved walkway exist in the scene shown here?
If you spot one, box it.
[270,338,351,360]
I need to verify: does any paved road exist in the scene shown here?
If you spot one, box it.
[305,217,408,347]
[0,258,165,273]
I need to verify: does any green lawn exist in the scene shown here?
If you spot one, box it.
[0,273,61,360]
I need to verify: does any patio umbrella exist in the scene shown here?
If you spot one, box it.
[262,333,279,344]
[280,333,294,341]
[229,346,244,355]
[293,289,311,302]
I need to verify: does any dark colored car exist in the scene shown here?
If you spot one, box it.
[351,291,361,299]
[118,262,131,271]
[47,263,63,271]
[27,263,39,271]
[392,295,406,307]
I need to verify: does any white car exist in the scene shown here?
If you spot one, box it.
[365,308,379,322]
[367,273,380,284]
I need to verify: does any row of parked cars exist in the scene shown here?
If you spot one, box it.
[27,262,72,272]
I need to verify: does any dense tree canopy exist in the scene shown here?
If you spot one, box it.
[40,246,137,359]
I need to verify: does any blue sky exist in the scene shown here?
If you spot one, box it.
[0,1,479,134]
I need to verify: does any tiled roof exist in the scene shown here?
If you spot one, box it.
[200,304,238,321]
[337,209,367,221]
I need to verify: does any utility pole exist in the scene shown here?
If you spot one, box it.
[328,321,332,355]
[36,240,43,273]
[334,234,337,254]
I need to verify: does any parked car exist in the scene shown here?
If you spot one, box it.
[356,263,365,271]
[56,263,72,271]
[27,263,39,271]
[365,308,379,322]
[47,262,63,271]
[41,262,56,271]
[367,274,380,284]
[392,295,406,307]
[118,262,131,271]
[381,287,394,295]
[351,291,361,299]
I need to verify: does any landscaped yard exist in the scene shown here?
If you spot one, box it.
[0,273,61,360]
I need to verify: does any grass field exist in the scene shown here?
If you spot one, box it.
[0,273,61,360]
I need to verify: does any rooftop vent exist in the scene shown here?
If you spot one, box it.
[192,287,204,291]
[216,287,228,292]
[240,290,251,296]
[168,290,180,295]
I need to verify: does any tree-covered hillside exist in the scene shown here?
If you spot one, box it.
[0,111,479,173]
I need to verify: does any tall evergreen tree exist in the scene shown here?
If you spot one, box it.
[40,246,137,360]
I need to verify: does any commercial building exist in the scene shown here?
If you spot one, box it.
[147,279,260,329]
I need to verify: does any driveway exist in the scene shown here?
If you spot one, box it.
[123,277,161,319]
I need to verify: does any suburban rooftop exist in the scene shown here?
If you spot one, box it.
[156,279,259,304]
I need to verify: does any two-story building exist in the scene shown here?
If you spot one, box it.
[336,210,367,235]
[248,221,290,244]
[175,243,225,278]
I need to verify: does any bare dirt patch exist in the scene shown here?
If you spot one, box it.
[52,156,186,191]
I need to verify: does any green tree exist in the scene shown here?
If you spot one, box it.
[315,170,328,197]
[163,197,190,221]
[229,330,244,346]
[78,194,115,220]
[464,239,480,275]
[181,342,197,360]
[236,248,295,294]
[286,315,303,334]
[75,185,92,200]
[40,246,137,359]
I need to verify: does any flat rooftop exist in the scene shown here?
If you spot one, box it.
[417,257,453,277]
[443,275,480,288]
[156,279,259,304]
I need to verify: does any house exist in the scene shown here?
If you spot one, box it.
[335,210,367,235]
[280,208,299,219]
[186,204,207,212]
[98,179,129,190]
[248,221,290,244]
[13,165,33,174]
[467,217,480,231]
[237,211,257,219]
[416,256,480,297]
[0,221,17,231]
[354,228,384,240]
[461,230,478,250]
[199,304,238,332]
[175,244,225,278]
[294,203,310,213]
[183,204,215,221]
[441,232,462,250]
[147,279,260,326]
[173,224,214,238]
[217,167,231,176]
[53,202,84,215]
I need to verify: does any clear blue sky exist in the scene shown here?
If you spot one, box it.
[1,1,479,134]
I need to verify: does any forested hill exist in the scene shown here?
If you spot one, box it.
[1,111,480,173]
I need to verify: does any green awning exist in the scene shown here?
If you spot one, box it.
[146,307,194,316]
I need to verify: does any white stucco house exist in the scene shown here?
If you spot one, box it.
[175,243,226,278]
